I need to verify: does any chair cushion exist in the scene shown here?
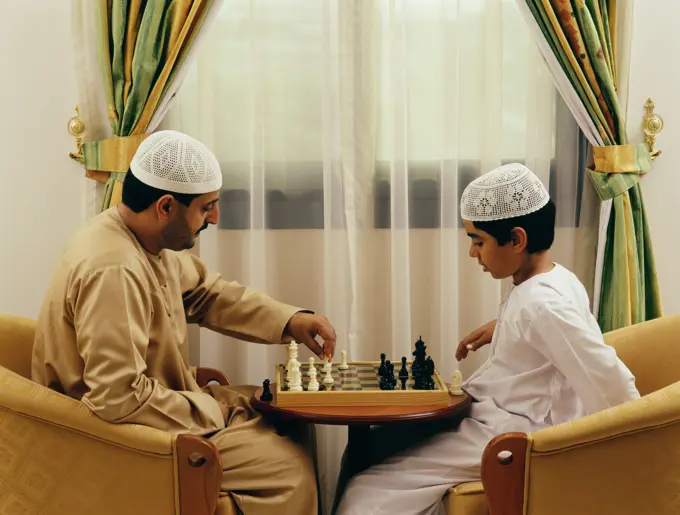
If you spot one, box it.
[443,482,488,515]
[0,315,36,379]
[216,495,240,515]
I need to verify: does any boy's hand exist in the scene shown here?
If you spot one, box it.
[456,320,497,361]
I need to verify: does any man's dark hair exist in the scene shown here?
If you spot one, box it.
[472,198,556,254]
[121,170,201,213]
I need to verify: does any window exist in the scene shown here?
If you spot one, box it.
[171,0,581,230]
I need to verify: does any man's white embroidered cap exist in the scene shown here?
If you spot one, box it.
[460,163,550,222]
[130,130,223,194]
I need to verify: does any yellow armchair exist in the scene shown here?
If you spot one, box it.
[442,314,680,515]
[0,315,239,515]
[478,314,680,515]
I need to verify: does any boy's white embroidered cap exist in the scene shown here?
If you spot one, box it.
[130,130,223,194]
[460,163,550,222]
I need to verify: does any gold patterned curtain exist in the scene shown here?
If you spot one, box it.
[515,0,662,332]
[79,0,222,210]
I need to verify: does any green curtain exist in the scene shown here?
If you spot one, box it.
[81,0,218,210]
[520,0,662,331]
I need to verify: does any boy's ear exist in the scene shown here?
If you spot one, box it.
[510,227,528,252]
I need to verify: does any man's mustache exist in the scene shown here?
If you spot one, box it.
[196,222,209,235]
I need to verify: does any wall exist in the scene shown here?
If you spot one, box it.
[0,3,84,318]
[626,1,680,316]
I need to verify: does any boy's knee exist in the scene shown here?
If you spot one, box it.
[335,478,372,515]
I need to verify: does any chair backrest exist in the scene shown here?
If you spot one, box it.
[604,314,680,397]
[0,314,36,379]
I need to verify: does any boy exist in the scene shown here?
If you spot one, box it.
[334,163,640,515]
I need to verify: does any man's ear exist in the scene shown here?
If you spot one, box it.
[156,194,175,220]
[510,227,528,252]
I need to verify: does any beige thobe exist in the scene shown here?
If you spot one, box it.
[32,207,317,514]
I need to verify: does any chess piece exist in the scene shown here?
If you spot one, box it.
[288,360,302,392]
[399,356,409,390]
[411,336,427,382]
[388,361,397,389]
[449,370,463,395]
[308,357,319,391]
[287,341,298,365]
[323,364,334,386]
[422,356,435,390]
[378,352,387,377]
[380,360,395,390]
[323,356,332,372]
[338,350,349,370]
[286,341,299,385]
[260,379,273,401]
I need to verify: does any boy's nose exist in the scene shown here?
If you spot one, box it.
[207,203,220,224]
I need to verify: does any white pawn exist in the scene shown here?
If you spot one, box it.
[323,356,332,372]
[307,357,319,391]
[323,362,334,386]
[338,350,349,370]
[449,370,463,395]
[289,360,302,391]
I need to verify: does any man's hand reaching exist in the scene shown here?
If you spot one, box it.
[283,312,337,360]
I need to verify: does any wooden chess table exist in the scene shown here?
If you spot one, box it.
[251,378,472,505]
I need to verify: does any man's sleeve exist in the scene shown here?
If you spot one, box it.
[71,265,225,434]
[523,299,640,414]
[177,252,308,344]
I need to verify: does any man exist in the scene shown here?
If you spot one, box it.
[334,163,639,515]
[33,130,335,514]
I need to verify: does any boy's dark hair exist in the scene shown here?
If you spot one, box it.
[121,170,201,213]
[473,198,556,253]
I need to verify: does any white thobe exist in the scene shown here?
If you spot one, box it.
[336,264,640,515]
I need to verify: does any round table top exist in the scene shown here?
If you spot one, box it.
[251,383,472,426]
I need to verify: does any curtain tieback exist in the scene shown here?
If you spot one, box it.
[587,143,653,201]
[82,134,150,177]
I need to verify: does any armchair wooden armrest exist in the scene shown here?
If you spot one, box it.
[481,381,680,515]
[195,366,230,387]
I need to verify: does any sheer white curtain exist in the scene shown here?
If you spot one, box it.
[163,0,588,511]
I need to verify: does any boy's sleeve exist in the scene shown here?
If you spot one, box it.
[523,299,640,414]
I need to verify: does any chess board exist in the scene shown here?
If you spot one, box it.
[274,361,451,407]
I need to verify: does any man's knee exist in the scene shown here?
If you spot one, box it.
[281,448,318,511]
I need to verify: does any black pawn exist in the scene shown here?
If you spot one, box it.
[260,379,273,401]
[399,356,409,390]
